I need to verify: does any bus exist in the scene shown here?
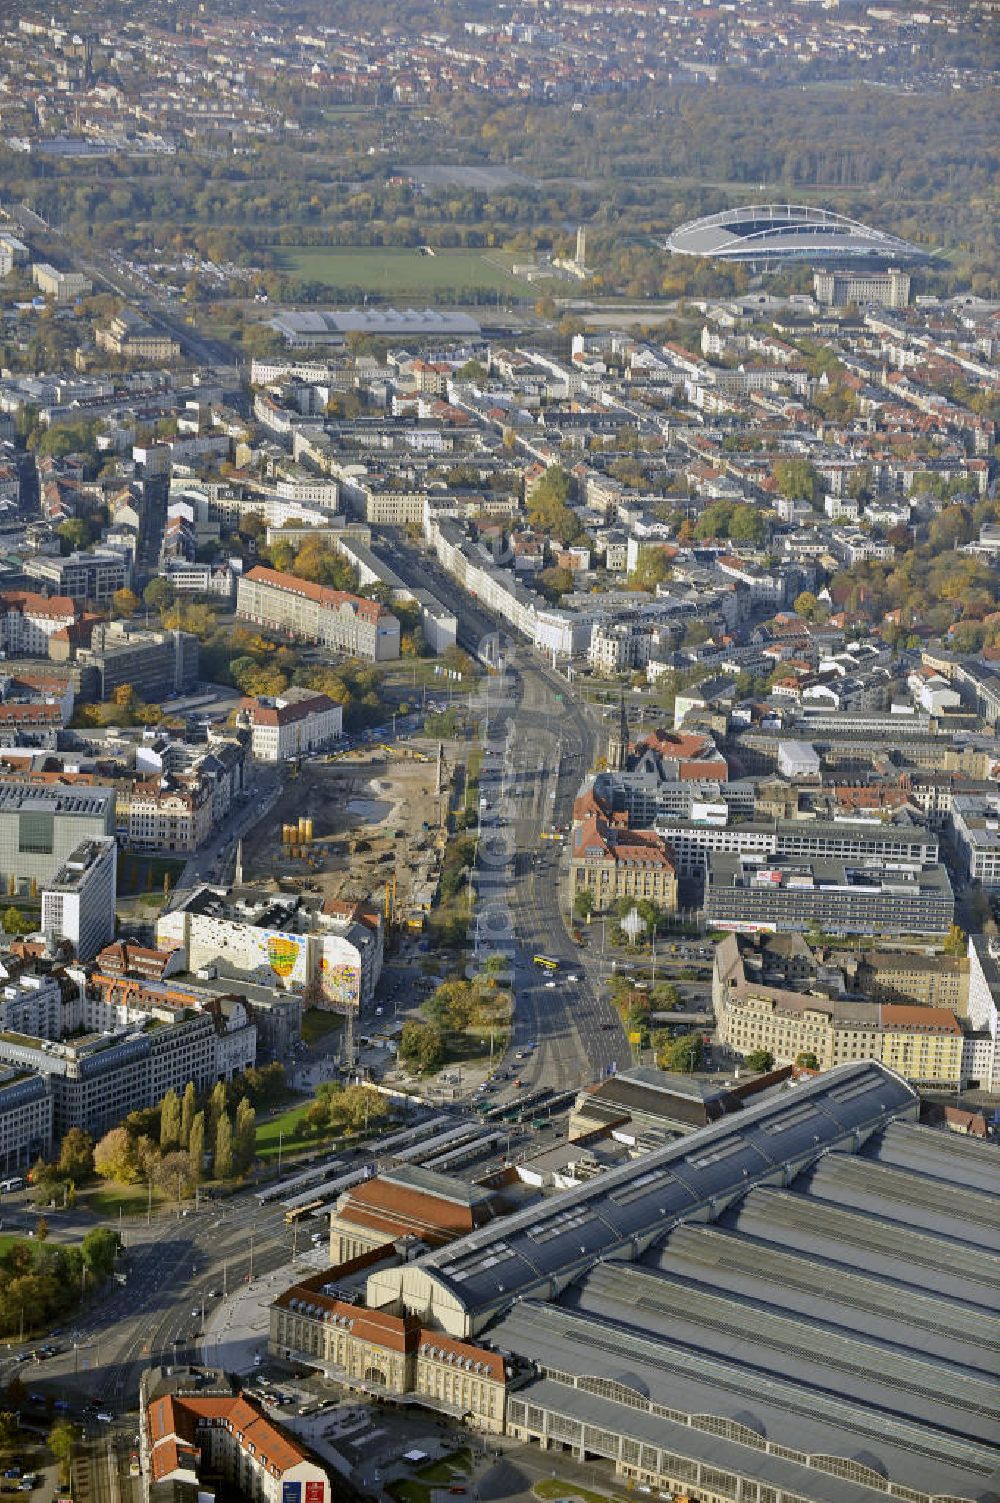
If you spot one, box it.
[0,1176,24,1194]
[532,955,560,971]
[284,1200,323,1225]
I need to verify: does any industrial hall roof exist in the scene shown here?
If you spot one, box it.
[389,1061,918,1325]
[490,1114,1000,1503]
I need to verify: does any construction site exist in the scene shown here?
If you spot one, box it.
[239,740,455,931]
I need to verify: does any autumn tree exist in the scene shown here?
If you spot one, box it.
[180,1081,197,1149]
[57,1127,94,1181]
[48,1419,77,1486]
[728,504,767,545]
[536,565,574,603]
[655,1031,703,1073]
[156,1150,195,1202]
[214,1110,234,1180]
[111,587,140,618]
[526,466,585,543]
[234,1096,256,1174]
[772,457,820,503]
[399,1019,445,1073]
[207,1079,228,1135]
[188,1111,206,1182]
[928,503,974,553]
[143,577,176,614]
[81,1226,121,1278]
[93,1127,139,1184]
[942,923,968,957]
[627,545,672,592]
[159,1088,181,1151]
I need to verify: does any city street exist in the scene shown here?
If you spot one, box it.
[1,1189,296,1415]
[385,537,630,1091]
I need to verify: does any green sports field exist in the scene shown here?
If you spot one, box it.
[277,245,519,297]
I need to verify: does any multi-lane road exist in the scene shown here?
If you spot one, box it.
[5,1190,295,1413]
[383,535,630,1090]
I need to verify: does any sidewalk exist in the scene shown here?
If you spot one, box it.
[200,1247,326,1374]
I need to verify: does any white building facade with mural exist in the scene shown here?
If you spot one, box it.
[156,886,382,1011]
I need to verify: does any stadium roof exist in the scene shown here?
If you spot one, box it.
[665,203,930,265]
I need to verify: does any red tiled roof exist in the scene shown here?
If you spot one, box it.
[147,1391,310,1485]
[416,1330,505,1383]
[244,566,392,625]
[242,692,339,727]
[0,590,77,619]
[882,1004,961,1035]
[0,704,62,725]
[342,1177,494,1240]
[574,815,675,870]
[274,1282,414,1352]
[943,1106,988,1138]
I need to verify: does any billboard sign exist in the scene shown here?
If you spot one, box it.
[282,1484,302,1503]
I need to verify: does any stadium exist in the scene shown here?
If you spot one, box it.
[665,203,929,266]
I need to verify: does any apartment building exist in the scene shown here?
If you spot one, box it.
[238,689,343,763]
[714,972,964,1088]
[162,560,237,599]
[0,702,64,747]
[236,567,400,661]
[964,933,1000,1092]
[78,622,200,703]
[0,590,79,657]
[0,782,116,895]
[856,950,967,1010]
[118,776,215,854]
[704,853,954,937]
[712,933,970,1082]
[0,974,64,1039]
[91,959,301,1068]
[25,549,128,603]
[141,1367,331,1503]
[587,621,652,676]
[363,489,428,527]
[274,475,340,509]
[40,836,117,961]
[570,817,678,915]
